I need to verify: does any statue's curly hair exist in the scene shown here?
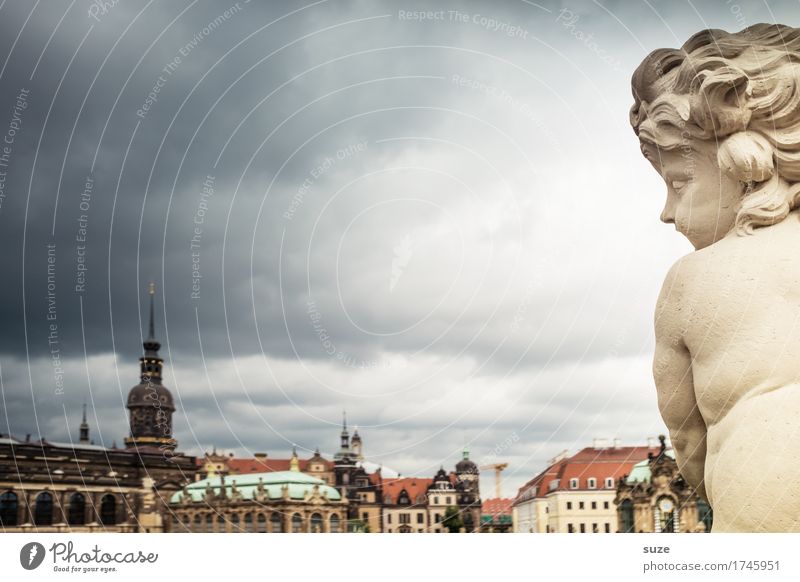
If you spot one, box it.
[631,23,800,234]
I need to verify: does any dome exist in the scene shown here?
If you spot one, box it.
[171,471,342,503]
[456,458,478,473]
[456,447,478,475]
[127,381,175,411]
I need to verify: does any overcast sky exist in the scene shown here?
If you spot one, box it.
[1,0,797,496]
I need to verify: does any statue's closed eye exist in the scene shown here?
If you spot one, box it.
[671,180,688,191]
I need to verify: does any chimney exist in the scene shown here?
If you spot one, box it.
[613,438,621,449]
[647,437,655,448]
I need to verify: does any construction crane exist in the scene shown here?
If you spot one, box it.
[480,463,509,499]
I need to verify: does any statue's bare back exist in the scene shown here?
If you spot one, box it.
[632,24,800,531]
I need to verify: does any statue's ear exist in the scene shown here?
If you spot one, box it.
[717,131,774,184]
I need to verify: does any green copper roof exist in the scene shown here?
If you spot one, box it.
[625,450,675,484]
[170,471,341,504]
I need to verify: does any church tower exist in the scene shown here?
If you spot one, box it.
[124,283,176,450]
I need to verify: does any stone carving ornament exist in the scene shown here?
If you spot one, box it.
[631,24,800,532]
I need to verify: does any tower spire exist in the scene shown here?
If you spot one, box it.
[79,403,89,443]
[147,282,156,341]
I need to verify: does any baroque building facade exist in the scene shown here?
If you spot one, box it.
[0,285,195,533]
[169,470,348,533]
[614,436,712,533]
[512,440,661,533]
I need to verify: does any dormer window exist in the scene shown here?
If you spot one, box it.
[569,478,579,489]
[605,477,614,489]
[588,478,596,489]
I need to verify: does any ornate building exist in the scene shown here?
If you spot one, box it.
[614,436,712,533]
[454,448,481,531]
[0,285,195,533]
[125,283,176,451]
[169,469,348,533]
[333,414,383,532]
[512,440,661,533]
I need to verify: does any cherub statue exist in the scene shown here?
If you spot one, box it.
[631,24,800,532]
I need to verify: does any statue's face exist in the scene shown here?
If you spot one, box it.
[645,141,743,250]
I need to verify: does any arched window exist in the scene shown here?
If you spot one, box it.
[193,514,202,532]
[68,493,86,526]
[257,513,266,533]
[310,513,323,533]
[206,514,213,533]
[270,513,283,533]
[231,513,240,532]
[291,513,302,533]
[330,513,341,533]
[100,495,116,526]
[0,491,18,527]
[34,492,53,526]
[619,499,634,533]
[655,496,676,533]
[217,514,225,533]
[697,499,713,533]
[244,513,254,532]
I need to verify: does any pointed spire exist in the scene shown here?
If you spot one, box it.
[147,282,156,340]
[342,410,347,431]
[79,403,90,443]
[290,446,300,472]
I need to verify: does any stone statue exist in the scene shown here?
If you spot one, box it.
[631,24,800,532]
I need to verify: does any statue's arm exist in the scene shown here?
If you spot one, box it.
[653,261,708,501]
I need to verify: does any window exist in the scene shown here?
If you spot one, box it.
[291,513,302,533]
[271,513,283,533]
[435,514,441,523]
[244,513,254,532]
[362,512,369,522]
[592,523,598,533]
[194,514,202,532]
[417,513,424,524]
[387,514,392,524]
[603,501,609,509]
[207,514,214,533]
[579,501,585,510]
[310,513,323,533]
[697,499,713,533]
[231,514,240,532]
[569,478,579,489]
[567,523,574,533]
[605,477,614,488]
[68,493,86,526]
[100,494,116,526]
[566,501,572,510]
[591,501,597,510]
[605,523,611,533]
[330,514,341,533]
[34,492,54,526]
[445,496,452,505]
[257,513,266,533]
[433,496,439,504]
[588,478,597,489]
[0,491,17,527]
[580,523,586,533]
[217,515,225,533]
[619,500,634,533]
[400,513,411,524]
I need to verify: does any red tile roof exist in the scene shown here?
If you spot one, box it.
[382,477,433,506]
[482,498,513,517]
[202,455,333,475]
[513,445,661,504]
